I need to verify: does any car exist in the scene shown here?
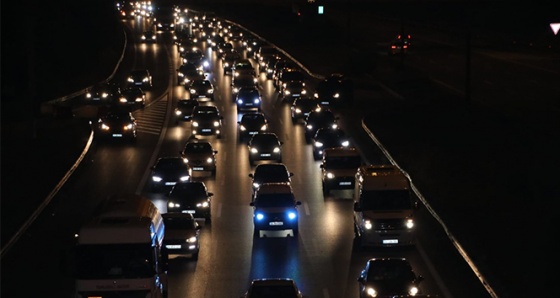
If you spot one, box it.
[232,59,256,78]
[176,36,198,53]
[127,69,152,89]
[166,181,213,222]
[276,68,305,94]
[85,82,119,104]
[208,33,225,49]
[190,105,223,138]
[231,74,259,101]
[116,86,146,108]
[140,30,156,43]
[150,156,191,192]
[271,59,295,83]
[290,96,321,124]
[389,39,409,55]
[216,42,234,58]
[247,132,283,166]
[241,278,304,298]
[226,25,244,41]
[313,73,354,107]
[241,36,263,58]
[235,86,262,112]
[304,108,339,142]
[180,138,218,176]
[187,78,215,101]
[256,45,280,70]
[311,127,351,160]
[320,147,362,195]
[357,258,424,298]
[250,182,301,237]
[222,51,242,75]
[95,109,137,142]
[177,62,205,85]
[248,163,293,194]
[174,98,199,122]
[263,56,283,80]
[281,80,307,103]
[180,48,209,71]
[237,112,268,142]
[162,213,201,259]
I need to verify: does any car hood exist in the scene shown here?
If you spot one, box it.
[164,229,197,240]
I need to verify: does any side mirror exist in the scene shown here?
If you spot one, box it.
[213,150,218,154]
[296,201,302,206]
[208,192,214,197]
[248,173,254,178]
[289,172,294,177]
[319,164,324,169]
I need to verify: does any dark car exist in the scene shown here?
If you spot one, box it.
[180,48,209,71]
[290,96,321,124]
[222,51,242,75]
[232,59,256,78]
[357,258,424,298]
[177,62,205,85]
[216,42,234,58]
[85,82,119,105]
[162,213,201,259]
[116,86,146,108]
[250,182,301,236]
[276,68,305,94]
[190,105,223,138]
[235,86,262,112]
[150,156,191,192]
[231,74,258,101]
[187,79,215,101]
[311,127,351,160]
[271,59,295,84]
[242,278,304,298]
[304,108,339,142]
[248,163,293,194]
[180,138,218,176]
[280,80,307,103]
[174,98,199,122]
[95,109,137,142]
[313,73,354,107]
[237,112,268,141]
[140,30,156,43]
[247,132,283,166]
[166,181,213,222]
[127,69,152,89]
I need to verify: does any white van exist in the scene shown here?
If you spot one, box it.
[73,194,169,298]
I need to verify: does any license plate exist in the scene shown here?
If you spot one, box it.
[135,82,142,85]
[193,167,204,171]
[112,134,123,137]
[261,153,271,157]
[202,129,211,132]
[383,239,398,244]
[269,221,283,226]
[165,245,181,249]
[339,182,352,186]
[293,94,300,97]
[320,101,329,105]
[165,182,177,186]
[182,210,196,214]
[249,132,257,135]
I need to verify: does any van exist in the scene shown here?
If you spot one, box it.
[250,183,301,237]
[353,165,418,248]
[72,194,169,298]
[320,147,362,195]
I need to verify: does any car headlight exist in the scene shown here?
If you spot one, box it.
[273,147,280,153]
[406,218,414,229]
[409,286,419,296]
[124,124,133,130]
[186,236,197,243]
[213,121,220,127]
[192,121,199,127]
[100,123,110,130]
[239,125,246,131]
[314,141,323,148]
[168,202,180,208]
[250,147,258,154]
[119,97,127,103]
[135,97,143,102]
[152,176,162,182]
[179,175,190,182]
[190,89,196,94]
[175,110,182,115]
[301,90,307,94]
[206,157,213,164]
[333,93,340,98]
[284,90,291,95]
[341,140,350,147]
[365,287,376,297]
[255,212,265,220]
[253,98,261,104]
[260,125,267,131]
[326,172,335,179]
[127,77,134,82]
[196,201,209,208]
[364,219,373,230]
[207,89,214,94]
[287,211,297,220]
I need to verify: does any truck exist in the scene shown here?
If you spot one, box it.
[72,194,169,298]
[319,147,362,195]
[352,165,418,248]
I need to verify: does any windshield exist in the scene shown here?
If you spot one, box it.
[75,244,155,279]
[324,156,361,169]
[184,142,212,153]
[360,190,412,211]
[163,218,197,230]
[255,194,295,207]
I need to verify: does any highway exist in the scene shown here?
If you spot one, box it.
[2,1,558,298]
